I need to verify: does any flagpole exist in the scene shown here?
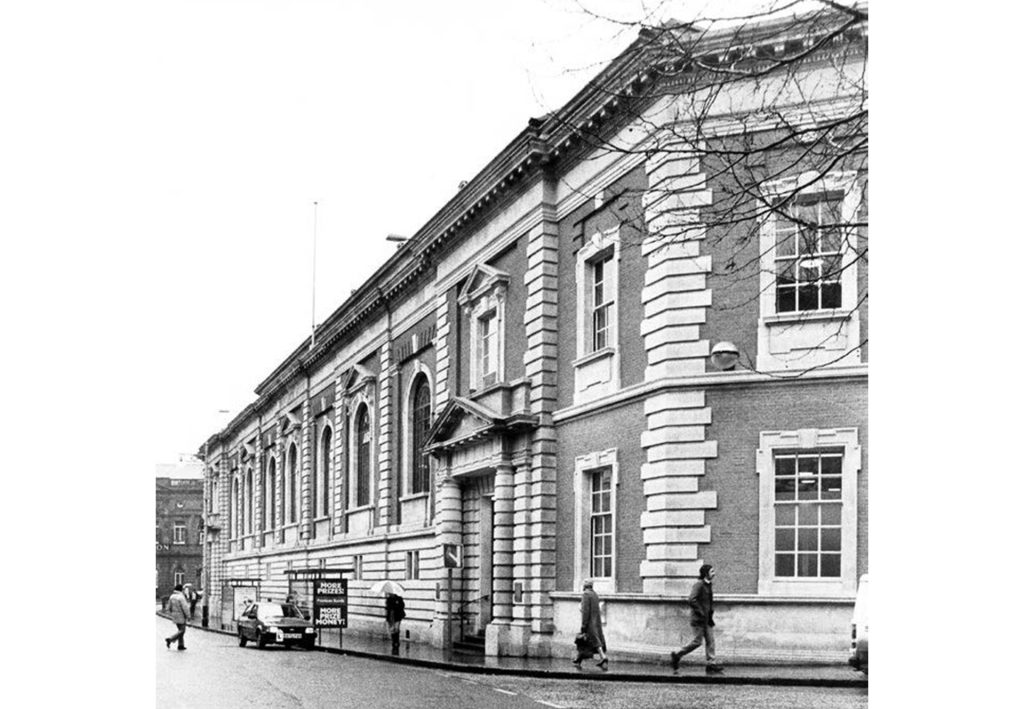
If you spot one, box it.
[311,201,318,349]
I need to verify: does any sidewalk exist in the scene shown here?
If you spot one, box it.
[157,611,867,689]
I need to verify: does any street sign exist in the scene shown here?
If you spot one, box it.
[443,543,462,568]
[312,579,348,629]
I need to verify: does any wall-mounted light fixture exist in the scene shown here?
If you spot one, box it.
[710,341,740,371]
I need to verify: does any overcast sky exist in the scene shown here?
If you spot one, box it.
[8,0,785,470]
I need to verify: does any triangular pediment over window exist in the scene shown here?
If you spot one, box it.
[343,364,377,394]
[457,263,510,306]
[424,395,539,454]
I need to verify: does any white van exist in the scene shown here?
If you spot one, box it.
[848,573,869,673]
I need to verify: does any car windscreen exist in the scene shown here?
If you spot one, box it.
[257,603,304,620]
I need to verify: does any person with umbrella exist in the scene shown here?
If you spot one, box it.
[371,580,407,656]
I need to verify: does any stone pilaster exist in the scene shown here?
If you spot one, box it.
[522,211,559,654]
[253,441,263,548]
[300,399,313,540]
[275,440,286,545]
[377,343,393,527]
[332,376,346,536]
[639,143,719,595]
[434,292,451,407]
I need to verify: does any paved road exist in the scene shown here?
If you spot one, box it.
[155,618,868,709]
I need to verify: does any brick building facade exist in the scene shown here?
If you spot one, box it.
[199,11,867,662]
[156,477,204,600]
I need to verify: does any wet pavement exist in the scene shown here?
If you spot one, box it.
[158,610,867,689]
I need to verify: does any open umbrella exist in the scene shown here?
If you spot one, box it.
[368,579,406,596]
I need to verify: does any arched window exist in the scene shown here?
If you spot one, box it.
[356,406,370,507]
[411,375,432,494]
[288,443,298,523]
[321,427,333,517]
[245,467,253,535]
[266,458,277,530]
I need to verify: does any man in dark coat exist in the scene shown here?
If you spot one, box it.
[572,579,608,670]
[669,564,723,674]
[164,584,190,651]
[384,593,406,656]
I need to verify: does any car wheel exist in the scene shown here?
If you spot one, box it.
[257,634,268,649]
[238,630,247,647]
[303,637,315,651]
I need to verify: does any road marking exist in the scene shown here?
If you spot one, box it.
[492,688,517,696]
[535,701,564,708]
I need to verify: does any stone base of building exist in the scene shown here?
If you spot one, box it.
[550,592,854,664]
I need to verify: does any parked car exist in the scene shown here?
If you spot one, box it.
[848,574,869,673]
[237,602,317,649]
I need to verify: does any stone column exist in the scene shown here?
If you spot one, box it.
[431,476,462,648]
[508,452,533,654]
[486,462,514,654]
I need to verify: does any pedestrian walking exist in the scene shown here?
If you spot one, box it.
[185,584,199,620]
[384,592,406,656]
[572,579,608,670]
[164,584,190,651]
[669,564,723,674]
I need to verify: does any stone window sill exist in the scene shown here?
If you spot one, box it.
[573,346,617,369]
[762,309,853,326]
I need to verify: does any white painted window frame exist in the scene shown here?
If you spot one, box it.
[756,427,861,597]
[757,171,863,371]
[285,439,300,525]
[573,448,619,595]
[173,522,186,545]
[465,290,506,391]
[573,227,621,402]
[405,550,421,580]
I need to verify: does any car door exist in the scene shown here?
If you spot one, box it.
[241,604,259,639]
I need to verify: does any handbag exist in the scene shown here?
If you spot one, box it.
[574,632,589,648]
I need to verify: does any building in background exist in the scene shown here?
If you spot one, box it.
[199,8,867,662]
[156,461,205,601]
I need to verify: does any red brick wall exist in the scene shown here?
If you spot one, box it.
[704,380,868,594]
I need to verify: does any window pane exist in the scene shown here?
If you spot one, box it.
[775,528,795,551]
[798,455,819,475]
[776,261,795,286]
[798,528,818,551]
[776,226,796,257]
[775,553,795,577]
[820,455,842,475]
[797,553,818,577]
[775,457,796,476]
[821,503,842,526]
[821,282,842,309]
[777,286,796,313]
[822,255,843,280]
[796,503,819,526]
[820,554,841,577]
[775,478,796,501]
[797,477,820,500]
[797,283,819,310]
[821,476,843,500]
[775,505,795,525]
[821,227,842,253]
[821,528,841,552]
